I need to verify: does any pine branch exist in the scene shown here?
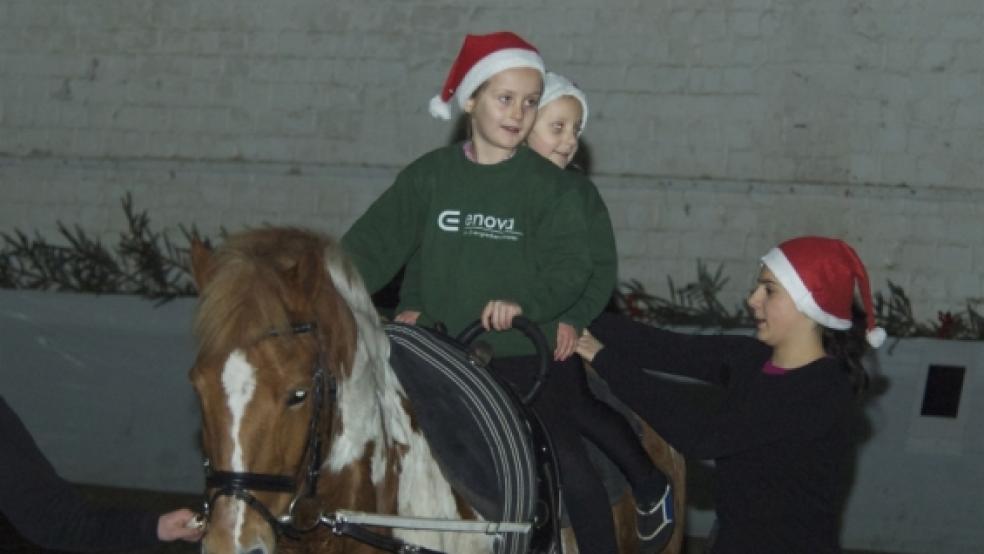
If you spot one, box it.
[0,194,198,300]
[621,272,984,341]
[615,262,751,330]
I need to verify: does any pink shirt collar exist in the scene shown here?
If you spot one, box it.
[762,360,788,375]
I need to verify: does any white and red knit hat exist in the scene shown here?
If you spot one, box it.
[540,72,589,135]
[761,236,887,348]
[428,31,545,120]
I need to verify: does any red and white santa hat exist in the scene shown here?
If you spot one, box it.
[761,236,886,348]
[428,31,545,120]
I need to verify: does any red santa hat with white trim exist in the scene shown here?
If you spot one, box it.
[428,31,545,120]
[761,236,887,348]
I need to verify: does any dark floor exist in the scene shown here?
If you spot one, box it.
[0,485,895,553]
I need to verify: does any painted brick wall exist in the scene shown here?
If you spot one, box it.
[2,0,983,318]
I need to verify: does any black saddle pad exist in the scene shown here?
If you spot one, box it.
[386,323,537,554]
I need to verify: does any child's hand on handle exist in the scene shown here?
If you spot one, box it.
[575,329,605,363]
[481,300,523,331]
[554,323,577,361]
[394,310,421,324]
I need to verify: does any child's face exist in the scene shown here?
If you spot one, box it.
[747,267,818,349]
[527,96,583,168]
[464,67,542,163]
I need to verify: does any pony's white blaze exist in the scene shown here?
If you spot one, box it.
[221,349,256,548]
[323,249,492,553]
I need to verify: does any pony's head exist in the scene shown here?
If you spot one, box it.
[188,228,360,554]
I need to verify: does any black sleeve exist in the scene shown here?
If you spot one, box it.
[656,375,850,459]
[589,312,767,386]
[0,397,160,552]
[592,358,852,460]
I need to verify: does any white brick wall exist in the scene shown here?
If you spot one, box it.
[1,0,983,321]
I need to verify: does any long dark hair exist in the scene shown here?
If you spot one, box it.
[821,301,870,396]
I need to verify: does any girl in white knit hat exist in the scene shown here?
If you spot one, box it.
[527,71,677,553]
[526,71,593,361]
[577,236,884,553]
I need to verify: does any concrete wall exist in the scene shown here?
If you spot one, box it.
[1,1,983,332]
[841,338,984,553]
[2,289,983,553]
[0,291,203,493]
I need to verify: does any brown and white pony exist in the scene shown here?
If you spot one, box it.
[187,227,685,554]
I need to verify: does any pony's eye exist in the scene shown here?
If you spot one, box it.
[287,389,308,407]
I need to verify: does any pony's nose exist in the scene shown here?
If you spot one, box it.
[245,549,267,554]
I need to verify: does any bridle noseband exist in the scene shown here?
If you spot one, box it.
[202,322,336,539]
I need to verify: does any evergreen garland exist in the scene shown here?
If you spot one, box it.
[615,263,984,341]
[2,196,982,340]
[0,194,205,301]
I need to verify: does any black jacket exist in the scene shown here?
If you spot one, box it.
[589,313,858,554]
[0,396,159,552]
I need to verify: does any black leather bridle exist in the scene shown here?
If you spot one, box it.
[201,322,335,539]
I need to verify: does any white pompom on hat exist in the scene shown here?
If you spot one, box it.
[429,31,545,120]
[539,72,589,135]
[761,236,887,348]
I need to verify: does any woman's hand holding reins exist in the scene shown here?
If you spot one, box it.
[481,300,523,331]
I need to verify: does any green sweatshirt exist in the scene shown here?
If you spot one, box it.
[399,169,616,335]
[342,144,592,356]
[546,171,617,330]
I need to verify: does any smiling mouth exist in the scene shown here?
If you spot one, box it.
[501,125,521,134]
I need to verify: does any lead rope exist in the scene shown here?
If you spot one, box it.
[318,510,531,554]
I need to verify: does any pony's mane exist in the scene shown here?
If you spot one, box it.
[193,228,336,360]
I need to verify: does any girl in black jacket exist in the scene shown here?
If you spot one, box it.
[577,236,883,554]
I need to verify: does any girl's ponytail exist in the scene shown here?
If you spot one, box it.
[822,301,870,396]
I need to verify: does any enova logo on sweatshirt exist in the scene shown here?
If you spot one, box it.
[437,209,523,241]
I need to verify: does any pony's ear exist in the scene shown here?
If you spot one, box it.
[189,239,214,291]
[286,249,323,301]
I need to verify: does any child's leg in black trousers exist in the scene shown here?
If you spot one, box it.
[550,355,676,554]
[490,355,619,554]
[552,355,669,503]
